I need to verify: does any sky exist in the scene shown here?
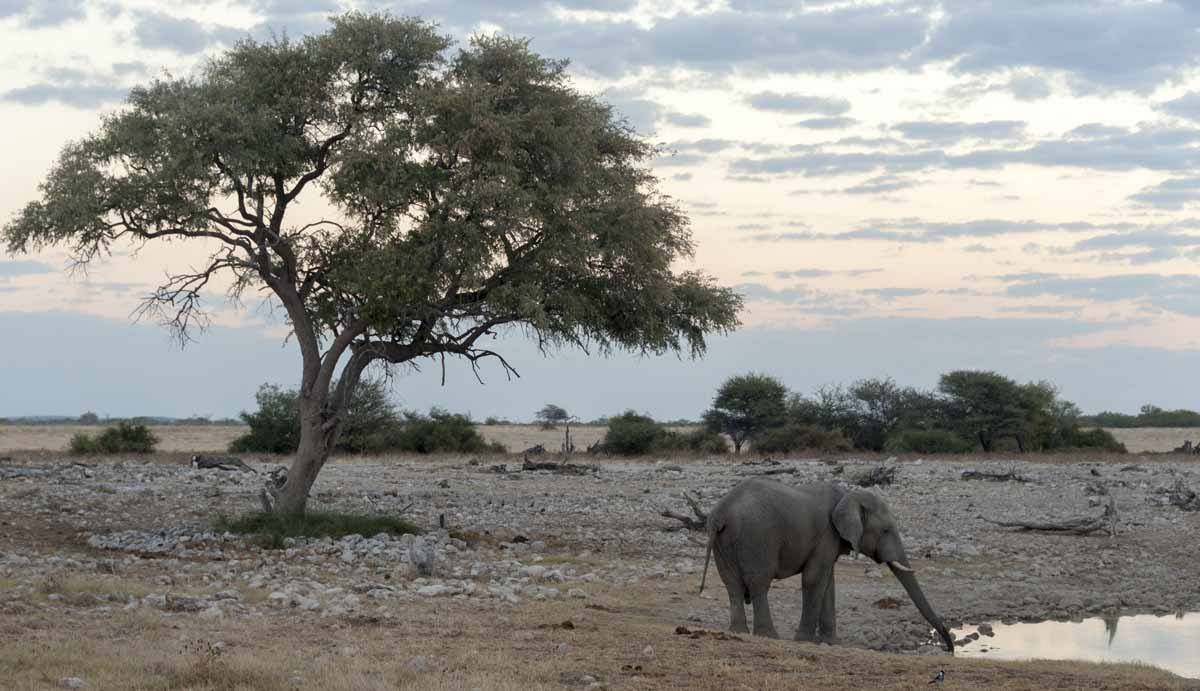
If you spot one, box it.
[2,0,1200,420]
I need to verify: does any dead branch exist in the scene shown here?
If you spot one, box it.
[986,495,1117,536]
[191,454,256,473]
[520,458,597,475]
[961,467,1031,483]
[661,491,708,531]
[1152,480,1200,511]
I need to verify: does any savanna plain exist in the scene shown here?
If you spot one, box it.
[1,425,1199,690]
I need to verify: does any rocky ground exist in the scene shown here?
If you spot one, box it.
[2,451,1199,688]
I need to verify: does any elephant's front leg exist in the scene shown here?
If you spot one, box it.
[796,563,832,643]
[817,571,837,644]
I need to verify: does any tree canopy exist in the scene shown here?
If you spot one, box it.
[702,373,788,453]
[3,12,742,513]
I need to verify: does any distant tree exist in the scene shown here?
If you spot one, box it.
[703,373,788,454]
[938,370,1028,452]
[78,411,100,425]
[535,404,570,429]
[3,14,741,513]
[603,410,665,456]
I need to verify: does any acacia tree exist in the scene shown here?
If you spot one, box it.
[703,373,787,454]
[3,13,742,514]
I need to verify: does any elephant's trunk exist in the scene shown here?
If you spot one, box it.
[889,563,954,652]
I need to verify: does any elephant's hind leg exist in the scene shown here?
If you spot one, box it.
[750,587,780,639]
[723,581,749,634]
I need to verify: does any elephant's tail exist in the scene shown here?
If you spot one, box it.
[699,518,721,594]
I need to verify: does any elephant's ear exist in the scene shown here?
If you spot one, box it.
[832,492,864,552]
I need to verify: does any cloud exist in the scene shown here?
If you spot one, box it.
[1002,273,1200,316]
[1007,72,1052,100]
[730,124,1200,178]
[668,138,739,153]
[735,282,868,316]
[0,260,55,278]
[1073,229,1200,252]
[862,287,927,300]
[1161,91,1200,121]
[841,174,919,195]
[920,0,1200,93]
[964,243,994,253]
[892,120,1025,144]
[1,83,128,108]
[774,269,833,278]
[747,218,1122,245]
[653,152,706,168]
[133,11,244,54]
[746,91,850,115]
[517,6,930,78]
[0,0,85,27]
[1129,177,1200,210]
[662,111,711,128]
[794,116,857,130]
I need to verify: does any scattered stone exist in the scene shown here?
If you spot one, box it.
[407,655,427,673]
[56,678,87,689]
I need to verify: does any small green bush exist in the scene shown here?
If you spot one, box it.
[69,421,159,454]
[214,511,420,549]
[885,429,974,454]
[753,423,852,453]
[389,409,504,454]
[1060,427,1127,453]
[602,411,665,455]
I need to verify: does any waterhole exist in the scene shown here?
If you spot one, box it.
[950,613,1200,679]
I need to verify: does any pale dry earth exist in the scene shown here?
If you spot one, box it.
[2,443,1200,689]
[1105,428,1200,454]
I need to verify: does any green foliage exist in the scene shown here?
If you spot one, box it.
[1057,427,1127,452]
[885,429,974,454]
[753,423,852,454]
[78,411,100,425]
[388,409,504,454]
[602,411,664,456]
[69,421,159,454]
[230,382,499,454]
[215,511,420,549]
[702,373,788,453]
[229,384,300,454]
[2,12,742,511]
[656,428,730,455]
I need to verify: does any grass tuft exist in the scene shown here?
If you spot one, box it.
[214,511,421,548]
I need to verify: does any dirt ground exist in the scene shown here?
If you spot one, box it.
[2,441,1200,689]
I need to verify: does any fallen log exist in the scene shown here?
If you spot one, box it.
[660,491,708,531]
[520,459,597,475]
[961,467,1030,483]
[985,496,1117,536]
[1152,480,1200,511]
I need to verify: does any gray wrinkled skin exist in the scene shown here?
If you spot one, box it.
[702,479,954,651]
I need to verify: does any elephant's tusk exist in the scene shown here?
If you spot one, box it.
[888,561,915,573]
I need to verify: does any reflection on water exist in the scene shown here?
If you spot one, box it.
[952,613,1200,679]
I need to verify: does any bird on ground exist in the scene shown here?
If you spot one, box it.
[929,670,945,684]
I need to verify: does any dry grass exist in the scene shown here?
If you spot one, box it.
[1105,427,1200,453]
[0,583,1193,691]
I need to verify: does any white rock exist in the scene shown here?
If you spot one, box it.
[57,678,87,689]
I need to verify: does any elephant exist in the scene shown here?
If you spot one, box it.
[700,478,954,651]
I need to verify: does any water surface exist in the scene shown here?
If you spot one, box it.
[952,613,1200,679]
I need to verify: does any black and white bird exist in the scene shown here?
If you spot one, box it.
[929,670,945,684]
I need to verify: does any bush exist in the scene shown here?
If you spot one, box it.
[69,421,159,454]
[229,384,300,454]
[885,429,974,454]
[389,409,504,454]
[602,411,665,455]
[655,428,730,455]
[1060,427,1127,453]
[753,423,852,454]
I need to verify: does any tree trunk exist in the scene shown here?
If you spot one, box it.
[274,399,336,515]
[978,430,992,452]
[733,438,743,454]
